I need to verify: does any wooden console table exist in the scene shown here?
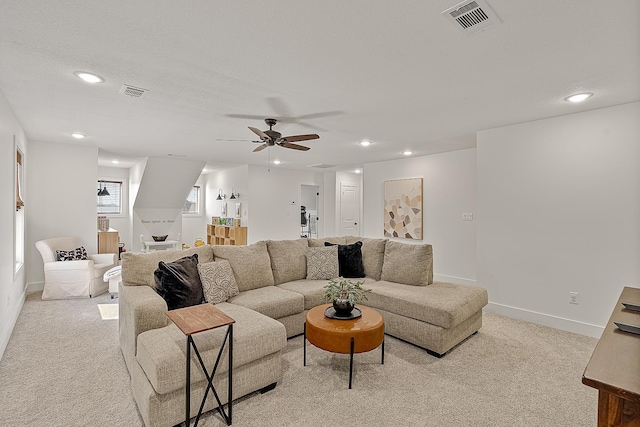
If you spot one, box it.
[582,286,640,426]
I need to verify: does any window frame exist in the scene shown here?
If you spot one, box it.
[14,139,25,277]
[182,185,202,217]
[97,177,127,218]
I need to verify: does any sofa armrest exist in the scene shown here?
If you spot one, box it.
[118,283,168,372]
[89,253,116,265]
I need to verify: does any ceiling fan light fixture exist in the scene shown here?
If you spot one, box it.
[564,93,593,103]
[74,71,104,84]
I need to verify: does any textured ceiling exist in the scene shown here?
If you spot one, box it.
[0,1,638,171]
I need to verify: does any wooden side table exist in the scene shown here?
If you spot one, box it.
[304,303,385,389]
[167,304,235,426]
[583,287,640,426]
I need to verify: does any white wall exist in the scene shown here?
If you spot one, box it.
[205,165,249,230]
[131,157,204,251]
[181,174,209,248]
[247,166,324,243]
[0,89,28,360]
[363,149,477,284]
[322,172,337,236]
[477,102,640,337]
[26,141,99,287]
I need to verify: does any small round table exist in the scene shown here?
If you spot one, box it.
[304,303,385,388]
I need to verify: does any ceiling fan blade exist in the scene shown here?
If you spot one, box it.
[280,142,311,151]
[253,144,268,152]
[248,126,269,140]
[226,113,268,120]
[281,134,319,143]
[297,111,343,120]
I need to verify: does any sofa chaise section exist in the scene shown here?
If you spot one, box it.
[133,302,286,427]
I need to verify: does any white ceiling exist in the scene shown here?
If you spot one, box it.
[1,1,638,172]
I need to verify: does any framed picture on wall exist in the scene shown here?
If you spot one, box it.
[235,203,241,218]
[221,202,227,217]
[383,178,423,239]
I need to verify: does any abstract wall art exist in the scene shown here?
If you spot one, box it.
[383,178,423,239]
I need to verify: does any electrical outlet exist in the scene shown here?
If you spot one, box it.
[569,291,579,305]
[462,213,474,221]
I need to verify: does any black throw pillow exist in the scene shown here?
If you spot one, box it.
[154,254,204,310]
[324,241,365,278]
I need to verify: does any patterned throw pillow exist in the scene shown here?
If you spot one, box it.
[197,260,240,304]
[306,246,339,280]
[56,246,88,261]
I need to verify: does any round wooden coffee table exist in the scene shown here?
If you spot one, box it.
[304,303,384,388]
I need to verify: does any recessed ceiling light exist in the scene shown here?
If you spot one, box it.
[354,169,362,174]
[403,150,413,156]
[73,71,104,83]
[273,160,281,165]
[359,140,372,146]
[111,160,120,164]
[564,93,593,103]
[70,133,86,139]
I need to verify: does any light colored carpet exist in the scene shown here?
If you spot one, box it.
[0,291,599,426]
[97,303,119,320]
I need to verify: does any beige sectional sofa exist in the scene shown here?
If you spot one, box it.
[119,236,488,427]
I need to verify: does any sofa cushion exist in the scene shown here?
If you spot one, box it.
[267,239,309,285]
[213,241,274,292]
[307,237,347,247]
[227,286,304,319]
[121,245,214,288]
[346,236,387,280]
[136,302,286,395]
[197,260,239,304]
[380,241,433,286]
[278,278,378,310]
[324,241,365,278]
[306,246,339,280]
[154,254,203,310]
[365,281,488,329]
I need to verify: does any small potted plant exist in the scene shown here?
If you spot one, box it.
[323,278,371,316]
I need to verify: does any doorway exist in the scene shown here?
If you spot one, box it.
[300,185,319,238]
[340,182,360,236]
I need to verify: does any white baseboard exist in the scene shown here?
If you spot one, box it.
[0,287,27,361]
[27,281,44,293]
[433,274,477,286]
[485,302,604,338]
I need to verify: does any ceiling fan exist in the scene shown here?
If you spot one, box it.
[248,118,319,152]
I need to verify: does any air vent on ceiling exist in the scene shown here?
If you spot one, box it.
[119,84,149,98]
[308,163,337,169]
[442,0,501,36]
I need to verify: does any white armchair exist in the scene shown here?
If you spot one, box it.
[35,237,116,300]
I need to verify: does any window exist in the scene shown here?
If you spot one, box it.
[15,143,25,275]
[182,186,200,215]
[97,180,124,215]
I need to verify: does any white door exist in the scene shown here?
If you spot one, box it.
[340,183,360,236]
